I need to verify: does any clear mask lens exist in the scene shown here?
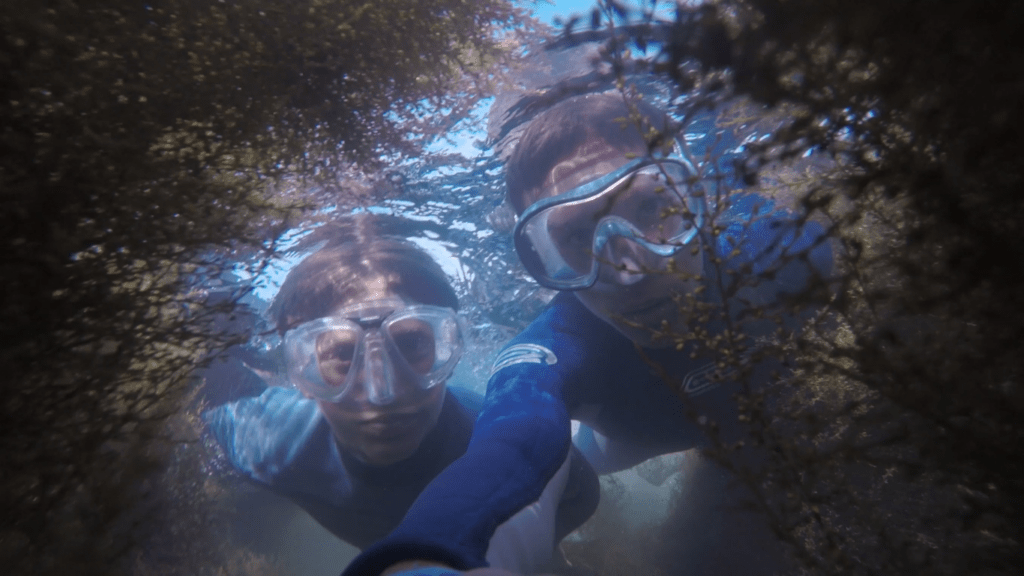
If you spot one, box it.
[516,158,704,289]
[284,304,463,403]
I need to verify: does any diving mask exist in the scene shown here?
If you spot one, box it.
[513,156,705,290]
[283,299,463,404]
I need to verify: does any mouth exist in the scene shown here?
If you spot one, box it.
[359,411,424,437]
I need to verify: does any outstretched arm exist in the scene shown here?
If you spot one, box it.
[343,367,573,573]
[343,294,603,575]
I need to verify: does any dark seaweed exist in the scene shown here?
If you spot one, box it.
[0,1,523,574]
[548,1,1023,575]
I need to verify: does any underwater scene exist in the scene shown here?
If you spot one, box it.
[2,1,1021,576]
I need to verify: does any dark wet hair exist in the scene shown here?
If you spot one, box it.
[268,215,458,334]
[505,93,674,213]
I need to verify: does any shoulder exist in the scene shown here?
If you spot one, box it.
[514,292,619,348]
[506,293,623,366]
[486,292,626,406]
[203,386,326,483]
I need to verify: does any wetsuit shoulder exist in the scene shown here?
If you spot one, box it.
[203,386,325,484]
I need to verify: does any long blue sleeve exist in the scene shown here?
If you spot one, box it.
[343,297,612,573]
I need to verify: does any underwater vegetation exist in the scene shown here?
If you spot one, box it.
[0,1,524,574]
[547,1,1023,575]
[1,0,1021,575]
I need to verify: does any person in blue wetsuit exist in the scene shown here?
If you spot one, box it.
[203,217,598,567]
[344,95,834,576]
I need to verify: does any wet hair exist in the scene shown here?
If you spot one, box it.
[505,93,674,213]
[268,215,459,334]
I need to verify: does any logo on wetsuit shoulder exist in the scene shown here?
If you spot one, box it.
[490,343,558,375]
[681,362,733,397]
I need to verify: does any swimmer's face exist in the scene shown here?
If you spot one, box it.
[524,139,704,347]
[313,277,446,466]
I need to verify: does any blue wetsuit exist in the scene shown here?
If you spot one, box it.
[343,205,833,573]
[205,385,598,551]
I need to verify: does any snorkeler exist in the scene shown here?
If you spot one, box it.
[342,94,833,576]
[203,216,597,569]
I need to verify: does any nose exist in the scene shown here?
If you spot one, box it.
[359,332,397,406]
[598,236,652,286]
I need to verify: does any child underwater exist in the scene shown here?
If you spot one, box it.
[203,215,598,572]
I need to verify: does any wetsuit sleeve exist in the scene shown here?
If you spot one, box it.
[203,386,323,485]
[342,294,605,574]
